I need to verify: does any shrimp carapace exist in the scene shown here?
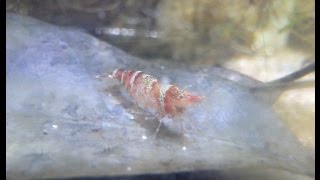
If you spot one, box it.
[108,69,204,118]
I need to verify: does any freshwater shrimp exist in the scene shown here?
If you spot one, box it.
[97,69,204,137]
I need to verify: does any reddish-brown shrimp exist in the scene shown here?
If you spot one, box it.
[97,69,204,137]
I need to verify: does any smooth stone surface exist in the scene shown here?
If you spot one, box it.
[6,13,314,179]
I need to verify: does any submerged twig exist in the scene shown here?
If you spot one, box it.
[252,60,315,91]
[252,80,314,91]
[266,61,314,85]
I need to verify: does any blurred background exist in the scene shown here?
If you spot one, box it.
[7,0,314,158]
[6,0,315,61]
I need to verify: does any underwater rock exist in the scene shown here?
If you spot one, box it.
[6,13,314,179]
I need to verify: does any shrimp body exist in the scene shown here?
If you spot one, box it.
[110,69,203,118]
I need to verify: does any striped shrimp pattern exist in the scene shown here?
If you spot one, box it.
[107,69,204,118]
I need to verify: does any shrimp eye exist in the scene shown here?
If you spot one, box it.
[173,89,184,99]
[175,107,184,113]
[173,92,183,99]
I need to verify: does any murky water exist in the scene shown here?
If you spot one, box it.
[6,1,314,179]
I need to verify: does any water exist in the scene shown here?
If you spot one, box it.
[6,1,314,179]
